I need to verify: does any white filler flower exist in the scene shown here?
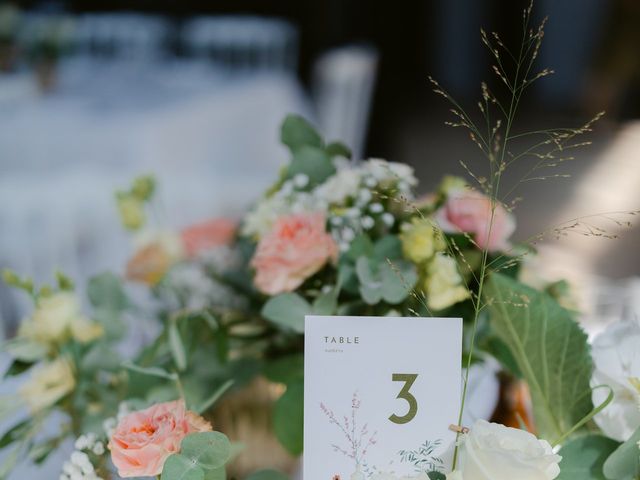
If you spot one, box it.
[448,420,561,480]
[591,320,640,442]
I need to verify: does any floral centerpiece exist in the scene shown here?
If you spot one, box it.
[1,2,639,480]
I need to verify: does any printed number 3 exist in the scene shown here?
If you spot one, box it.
[389,373,419,424]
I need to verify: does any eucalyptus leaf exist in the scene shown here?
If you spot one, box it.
[485,274,594,443]
[204,466,226,480]
[261,293,310,333]
[180,432,231,470]
[287,146,335,187]
[87,272,127,311]
[312,286,339,315]
[356,257,417,305]
[325,141,352,159]
[280,115,323,153]
[603,427,640,480]
[161,453,205,480]
[273,380,304,455]
[557,435,619,480]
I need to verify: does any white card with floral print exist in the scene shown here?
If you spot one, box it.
[304,315,462,480]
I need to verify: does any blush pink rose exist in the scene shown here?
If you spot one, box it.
[181,218,237,258]
[251,212,338,295]
[435,189,515,251]
[108,400,212,478]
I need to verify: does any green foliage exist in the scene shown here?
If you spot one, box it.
[161,432,231,480]
[246,470,289,480]
[485,274,594,443]
[263,354,304,384]
[325,141,352,159]
[261,287,340,333]
[280,115,323,153]
[2,338,46,362]
[131,175,156,201]
[356,257,417,305]
[87,273,127,339]
[287,146,335,188]
[169,318,188,372]
[273,380,304,456]
[1,269,33,295]
[55,270,74,291]
[557,435,620,480]
[427,473,446,480]
[603,428,640,480]
[261,293,310,333]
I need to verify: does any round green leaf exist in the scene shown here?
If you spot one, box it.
[161,454,204,480]
[180,432,231,470]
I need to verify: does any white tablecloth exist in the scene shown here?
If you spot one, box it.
[0,59,312,329]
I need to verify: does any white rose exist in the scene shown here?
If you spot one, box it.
[591,321,640,441]
[19,357,75,412]
[451,420,561,480]
[424,253,470,311]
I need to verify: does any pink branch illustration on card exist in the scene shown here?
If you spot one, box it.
[320,391,378,476]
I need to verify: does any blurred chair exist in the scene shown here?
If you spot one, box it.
[70,13,170,60]
[312,44,378,161]
[181,16,298,73]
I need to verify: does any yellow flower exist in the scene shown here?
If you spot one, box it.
[424,253,470,311]
[19,292,102,345]
[117,194,146,231]
[19,357,75,412]
[400,217,445,264]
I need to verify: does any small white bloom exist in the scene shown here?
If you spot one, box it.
[364,176,377,188]
[357,189,373,204]
[381,213,395,227]
[369,203,384,213]
[591,321,640,441]
[293,173,309,188]
[342,228,356,242]
[453,419,561,480]
[314,168,361,205]
[346,208,361,218]
[92,442,105,456]
[361,216,375,230]
[330,216,343,226]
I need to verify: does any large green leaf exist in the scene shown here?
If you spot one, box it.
[356,257,417,305]
[87,272,127,311]
[273,380,304,455]
[557,435,620,480]
[485,273,594,442]
[603,427,640,480]
[261,293,310,333]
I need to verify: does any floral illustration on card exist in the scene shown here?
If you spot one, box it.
[321,391,445,480]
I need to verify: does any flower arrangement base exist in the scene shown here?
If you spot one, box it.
[212,377,298,477]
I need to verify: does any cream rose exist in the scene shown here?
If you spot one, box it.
[591,321,640,441]
[424,253,470,311]
[19,292,102,345]
[450,420,561,480]
[19,357,75,412]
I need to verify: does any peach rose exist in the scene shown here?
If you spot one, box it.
[181,218,237,258]
[435,189,515,251]
[108,400,212,478]
[251,212,338,295]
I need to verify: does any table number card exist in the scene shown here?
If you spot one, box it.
[304,315,462,480]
